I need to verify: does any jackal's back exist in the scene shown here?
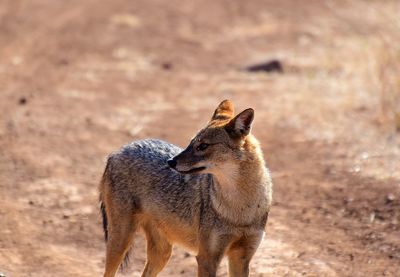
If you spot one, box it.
[103,139,207,222]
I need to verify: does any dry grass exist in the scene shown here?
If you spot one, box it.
[376,40,400,131]
[320,0,400,132]
[358,1,400,132]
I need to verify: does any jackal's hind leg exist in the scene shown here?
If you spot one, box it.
[141,222,172,277]
[103,212,137,277]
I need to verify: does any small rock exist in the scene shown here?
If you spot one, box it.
[350,165,361,173]
[18,97,27,105]
[297,251,306,258]
[243,60,283,73]
[369,212,375,223]
[385,193,395,204]
[161,62,172,70]
[360,152,369,160]
[355,105,368,112]
[344,197,354,204]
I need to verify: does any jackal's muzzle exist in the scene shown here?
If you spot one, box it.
[167,145,206,174]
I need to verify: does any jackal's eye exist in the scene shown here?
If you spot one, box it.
[196,143,209,151]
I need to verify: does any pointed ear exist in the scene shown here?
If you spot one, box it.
[211,99,234,121]
[225,108,254,138]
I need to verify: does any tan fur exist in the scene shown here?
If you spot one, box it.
[99,100,272,277]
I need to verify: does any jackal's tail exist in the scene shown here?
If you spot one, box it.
[99,161,110,242]
[100,200,108,241]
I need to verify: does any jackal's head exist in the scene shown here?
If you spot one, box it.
[168,100,260,175]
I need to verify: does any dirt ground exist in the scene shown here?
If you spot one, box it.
[1,0,400,276]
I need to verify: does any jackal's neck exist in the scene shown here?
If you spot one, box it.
[210,135,272,225]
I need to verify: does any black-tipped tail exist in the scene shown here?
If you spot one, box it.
[120,249,132,272]
[100,201,108,241]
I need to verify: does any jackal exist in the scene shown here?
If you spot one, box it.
[99,100,272,277]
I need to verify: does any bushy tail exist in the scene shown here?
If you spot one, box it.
[100,200,108,241]
[99,161,110,242]
[99,159,132,271]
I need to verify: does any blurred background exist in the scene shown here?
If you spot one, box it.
[0,0,399,276]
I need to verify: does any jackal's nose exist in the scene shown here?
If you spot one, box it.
[167,159,177,168]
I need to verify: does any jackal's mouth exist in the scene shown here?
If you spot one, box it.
[177,166,206,174]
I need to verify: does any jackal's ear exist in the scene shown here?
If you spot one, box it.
[225,108,254,138]
[211,99,234,121]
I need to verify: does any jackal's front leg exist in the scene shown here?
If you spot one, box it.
[196,253,223,277]
[196,233,231,277]
[141,222,172,277]
[226,233,263,277]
